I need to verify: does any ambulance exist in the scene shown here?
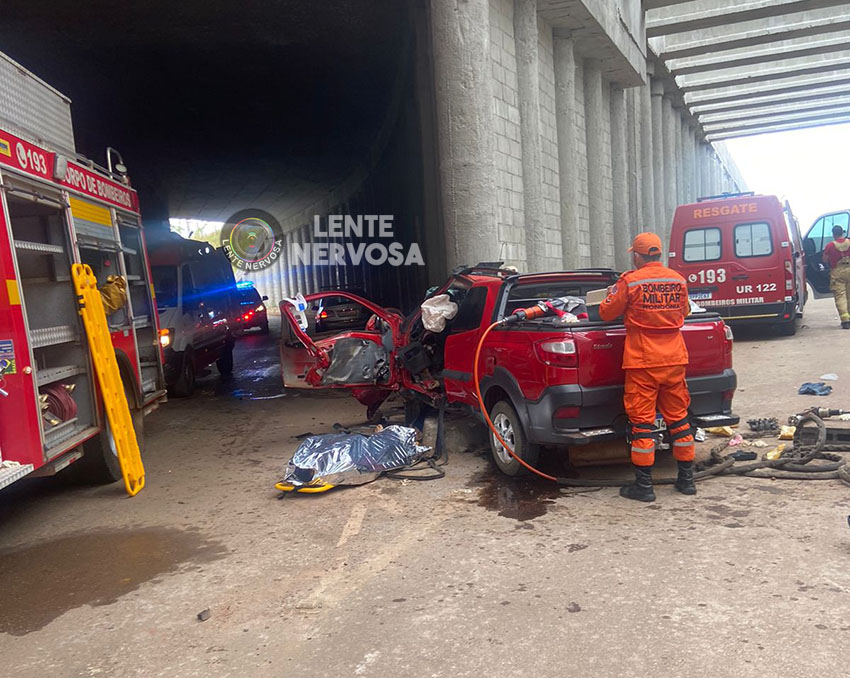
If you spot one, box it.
[668,192,806,335]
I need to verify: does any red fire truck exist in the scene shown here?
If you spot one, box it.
[0,53,166,491]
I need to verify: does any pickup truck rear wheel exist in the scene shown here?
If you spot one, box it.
[488,400,539,476]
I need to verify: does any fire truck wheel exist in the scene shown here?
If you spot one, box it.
[70,380,144,484]
[171,350,196,397]
[216,344,234,376]
[488,400,539,477]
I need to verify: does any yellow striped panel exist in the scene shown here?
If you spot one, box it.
[6,279,21,305]
[69,196,112,228]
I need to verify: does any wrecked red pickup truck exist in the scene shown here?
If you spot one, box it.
[280,267,739,474]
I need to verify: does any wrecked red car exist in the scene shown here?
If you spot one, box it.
[280,266,739,474]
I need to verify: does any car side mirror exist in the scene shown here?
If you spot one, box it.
[803,237,816,257]
[262,295,268,301]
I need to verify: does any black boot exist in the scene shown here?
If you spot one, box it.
[620,465,655,502]
[842,321,850,330]
[674,460,697,495]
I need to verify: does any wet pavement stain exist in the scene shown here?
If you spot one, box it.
[0,527,227,636]
[471,471,562,521]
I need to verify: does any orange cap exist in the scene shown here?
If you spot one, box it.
[629,232,663,256]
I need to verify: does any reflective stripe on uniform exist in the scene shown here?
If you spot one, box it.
[673,441,694,447]
[631,445,655,454]
[627,278,683,287]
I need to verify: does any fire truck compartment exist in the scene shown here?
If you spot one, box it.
[6,193,99,456]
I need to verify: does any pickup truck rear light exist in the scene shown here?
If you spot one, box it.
[534,339,577,367]
[724,324,733,341]
[554,406,580,420]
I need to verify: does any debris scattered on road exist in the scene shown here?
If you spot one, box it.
[820,373,839,381]
[779,425,796,440]
[765,443,786,460]
[694,427,706,442]
[197,609,211,622]
[276,425,431,492]
[727,433,744,446]
[729,451,757,461]
[751,440,768,448]
[798,382,833,396]
[566,602,582,613]
[706,425,736,437]
[748,417,779,434]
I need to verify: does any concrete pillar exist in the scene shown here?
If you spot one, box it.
[298,225,309,293]
[610,85,630,271]
[430,0,499,271]
[626,87,642,240]
[699,144,712,197]
[584,60,613,267]
[681,122,694,203]
[674,110,684,207]
[514,0,545,270]
[693,134,702,200]
[553,34,580,269]
[662,96,678,245]
[279,230,291,300]
[640,74,655,234]
[650,78,665,237]
[307,224,319,294]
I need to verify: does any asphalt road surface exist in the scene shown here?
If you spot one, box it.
[1,301,849,677]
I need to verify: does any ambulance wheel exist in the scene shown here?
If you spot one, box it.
[778,317,798,336]
[171,350,195,397]
[488,400,539,476]
[69,380,144,484]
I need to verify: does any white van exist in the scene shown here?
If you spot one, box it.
[149,232,239,396]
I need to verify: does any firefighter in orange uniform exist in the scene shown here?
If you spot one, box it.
[600,232,696,502]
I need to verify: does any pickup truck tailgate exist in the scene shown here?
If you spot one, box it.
[541,316,736,438]
[574,316,731,389]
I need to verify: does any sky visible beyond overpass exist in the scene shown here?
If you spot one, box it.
[724,121,850,232]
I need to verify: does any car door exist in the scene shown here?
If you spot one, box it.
[804,211,850,296]
[442,285,492,407]
[279,290,401,392]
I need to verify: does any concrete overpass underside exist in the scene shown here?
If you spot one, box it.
[649,0,850,141]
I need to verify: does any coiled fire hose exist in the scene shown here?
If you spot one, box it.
[473,316,849,489]
[41,382,78,424]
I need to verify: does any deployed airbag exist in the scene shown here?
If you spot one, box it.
[421,294,458,332]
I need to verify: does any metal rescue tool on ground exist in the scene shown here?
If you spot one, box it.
[72,264,145,496]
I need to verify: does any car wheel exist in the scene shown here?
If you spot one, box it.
[170,350,195,397]
[488,400,539,476]
[216,344,234,376]
[260,320,270,334]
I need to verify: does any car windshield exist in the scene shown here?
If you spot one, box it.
[239,288,261,305]
[152,266,178,308]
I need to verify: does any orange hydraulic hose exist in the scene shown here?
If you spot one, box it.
[473,321,558,482]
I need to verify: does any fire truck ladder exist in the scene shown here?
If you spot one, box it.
[71,263,145,496]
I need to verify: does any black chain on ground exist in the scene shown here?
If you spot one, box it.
[557,411,850,489]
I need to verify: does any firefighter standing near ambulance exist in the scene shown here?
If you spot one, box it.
[600,232,696,502]
[822,224,850,329]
